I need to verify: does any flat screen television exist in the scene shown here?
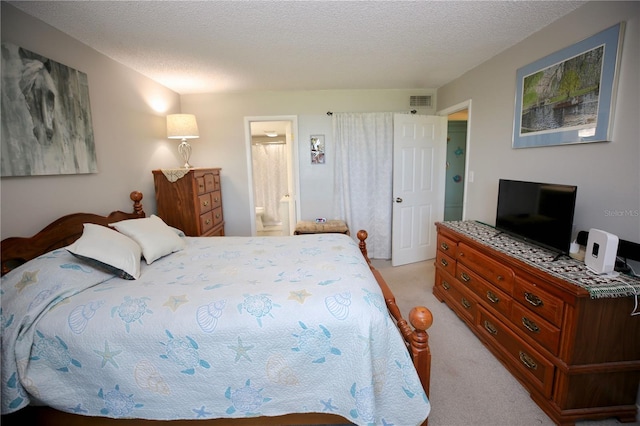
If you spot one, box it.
[495,179,577,255]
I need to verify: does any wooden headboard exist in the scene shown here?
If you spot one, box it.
[1,191,145,275]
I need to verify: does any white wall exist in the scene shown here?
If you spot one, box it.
[437,1,640,246]
[1,3,181,239]
[180,90,435,236]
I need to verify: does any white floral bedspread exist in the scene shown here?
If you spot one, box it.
[1,234,430,425]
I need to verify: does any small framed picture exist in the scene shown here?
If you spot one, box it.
[310,135,325,164]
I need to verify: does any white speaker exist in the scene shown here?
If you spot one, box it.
[585,228,619,275]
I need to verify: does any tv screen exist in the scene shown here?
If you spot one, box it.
[495,179,577,255]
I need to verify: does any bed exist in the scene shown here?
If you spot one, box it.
[1,191,433,426]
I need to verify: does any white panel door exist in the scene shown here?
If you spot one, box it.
[391,114,447,266]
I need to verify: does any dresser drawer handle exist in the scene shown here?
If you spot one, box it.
[214,197,219,202]
[486,291,500,304]
[496,275,504,281]
[202,200,209,206]
[522,317,540,333]
[458,251,465,257]
[205,219,212,225]
[440,258,449,267]
[461,298,471,309]
[460,272,471,283]
[524,292,544,307]
[440,242,449,251]
[442,281,451,290]
[215,213,221,219]
[483,320,498,335]
[519,351,538,370]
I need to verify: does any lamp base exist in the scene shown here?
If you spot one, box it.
[178,139,192,169]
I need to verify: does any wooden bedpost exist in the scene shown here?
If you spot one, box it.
[130,191,144,217]
[409,306,433,398]
[357,230,370,263]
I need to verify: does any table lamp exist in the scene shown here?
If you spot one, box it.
[167,114,199,168]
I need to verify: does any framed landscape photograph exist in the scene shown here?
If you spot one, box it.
[512,23,624,148]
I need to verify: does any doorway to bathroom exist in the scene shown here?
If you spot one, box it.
[245,116,299,236]
[438,100,471,221]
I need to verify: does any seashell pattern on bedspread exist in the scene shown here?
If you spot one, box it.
[1,233,430,425]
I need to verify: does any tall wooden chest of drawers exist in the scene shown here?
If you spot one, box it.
[153,168,224,236]
[434,221,640,425]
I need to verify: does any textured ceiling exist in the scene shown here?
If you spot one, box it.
[8,1,586,94]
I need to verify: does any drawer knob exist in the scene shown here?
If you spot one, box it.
[486,291,500,304]
[459,251,465,257]
[460,272,471,283]
[524,292,544,307]
[205,219,211,225]
[483,320,498,335]
[442,281,451,290]
[440,258,449,267]
[440,242,449,250]
[214,197,219,202]
[521,317,540,333]
[461,298,471,309]
[497,275,504,281]
[203,201,209,206]
[519,351,538,370]
[215,213,221,219]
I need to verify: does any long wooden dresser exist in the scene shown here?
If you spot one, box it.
[433,221,640,425]
[153,168,224,236]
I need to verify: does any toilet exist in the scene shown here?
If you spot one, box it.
[255,206,265,231]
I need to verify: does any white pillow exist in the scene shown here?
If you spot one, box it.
[67,223,141,280]
[110,215,185,264]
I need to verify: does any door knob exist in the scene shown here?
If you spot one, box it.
[395,197,403,203]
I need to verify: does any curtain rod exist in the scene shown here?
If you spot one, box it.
[326,110,417,116]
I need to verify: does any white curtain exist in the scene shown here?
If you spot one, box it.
[332,112,394,259]
[252,143,288,224]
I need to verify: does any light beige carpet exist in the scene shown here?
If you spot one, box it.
[371,259,633,426]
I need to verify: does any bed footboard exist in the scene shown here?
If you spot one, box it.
[356,230,433,398]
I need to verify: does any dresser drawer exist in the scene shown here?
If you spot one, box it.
[437,233,457,258]
[510,303,560,356]
[436,250,456,277]
[212,207,223,227]
[458,263,512,319]
[204,172,217,193]
[478,308,555,398]
[213,173,221,191]
[204,227,224,237]
[513,278,564,327]
[200,211,214,233]
[435,269,477,323]
[211,190,222,210]
[196,176,207,194]
[198,193,212,214]
[457,242,515,293]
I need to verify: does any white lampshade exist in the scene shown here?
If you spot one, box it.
[166,114,199,139]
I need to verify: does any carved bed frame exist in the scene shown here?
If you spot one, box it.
[1,191,432,426]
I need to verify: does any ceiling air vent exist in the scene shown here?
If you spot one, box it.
[410,95,432,108]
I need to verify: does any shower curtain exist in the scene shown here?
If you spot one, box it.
[332,112,394,259]
[252,143,288,225]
